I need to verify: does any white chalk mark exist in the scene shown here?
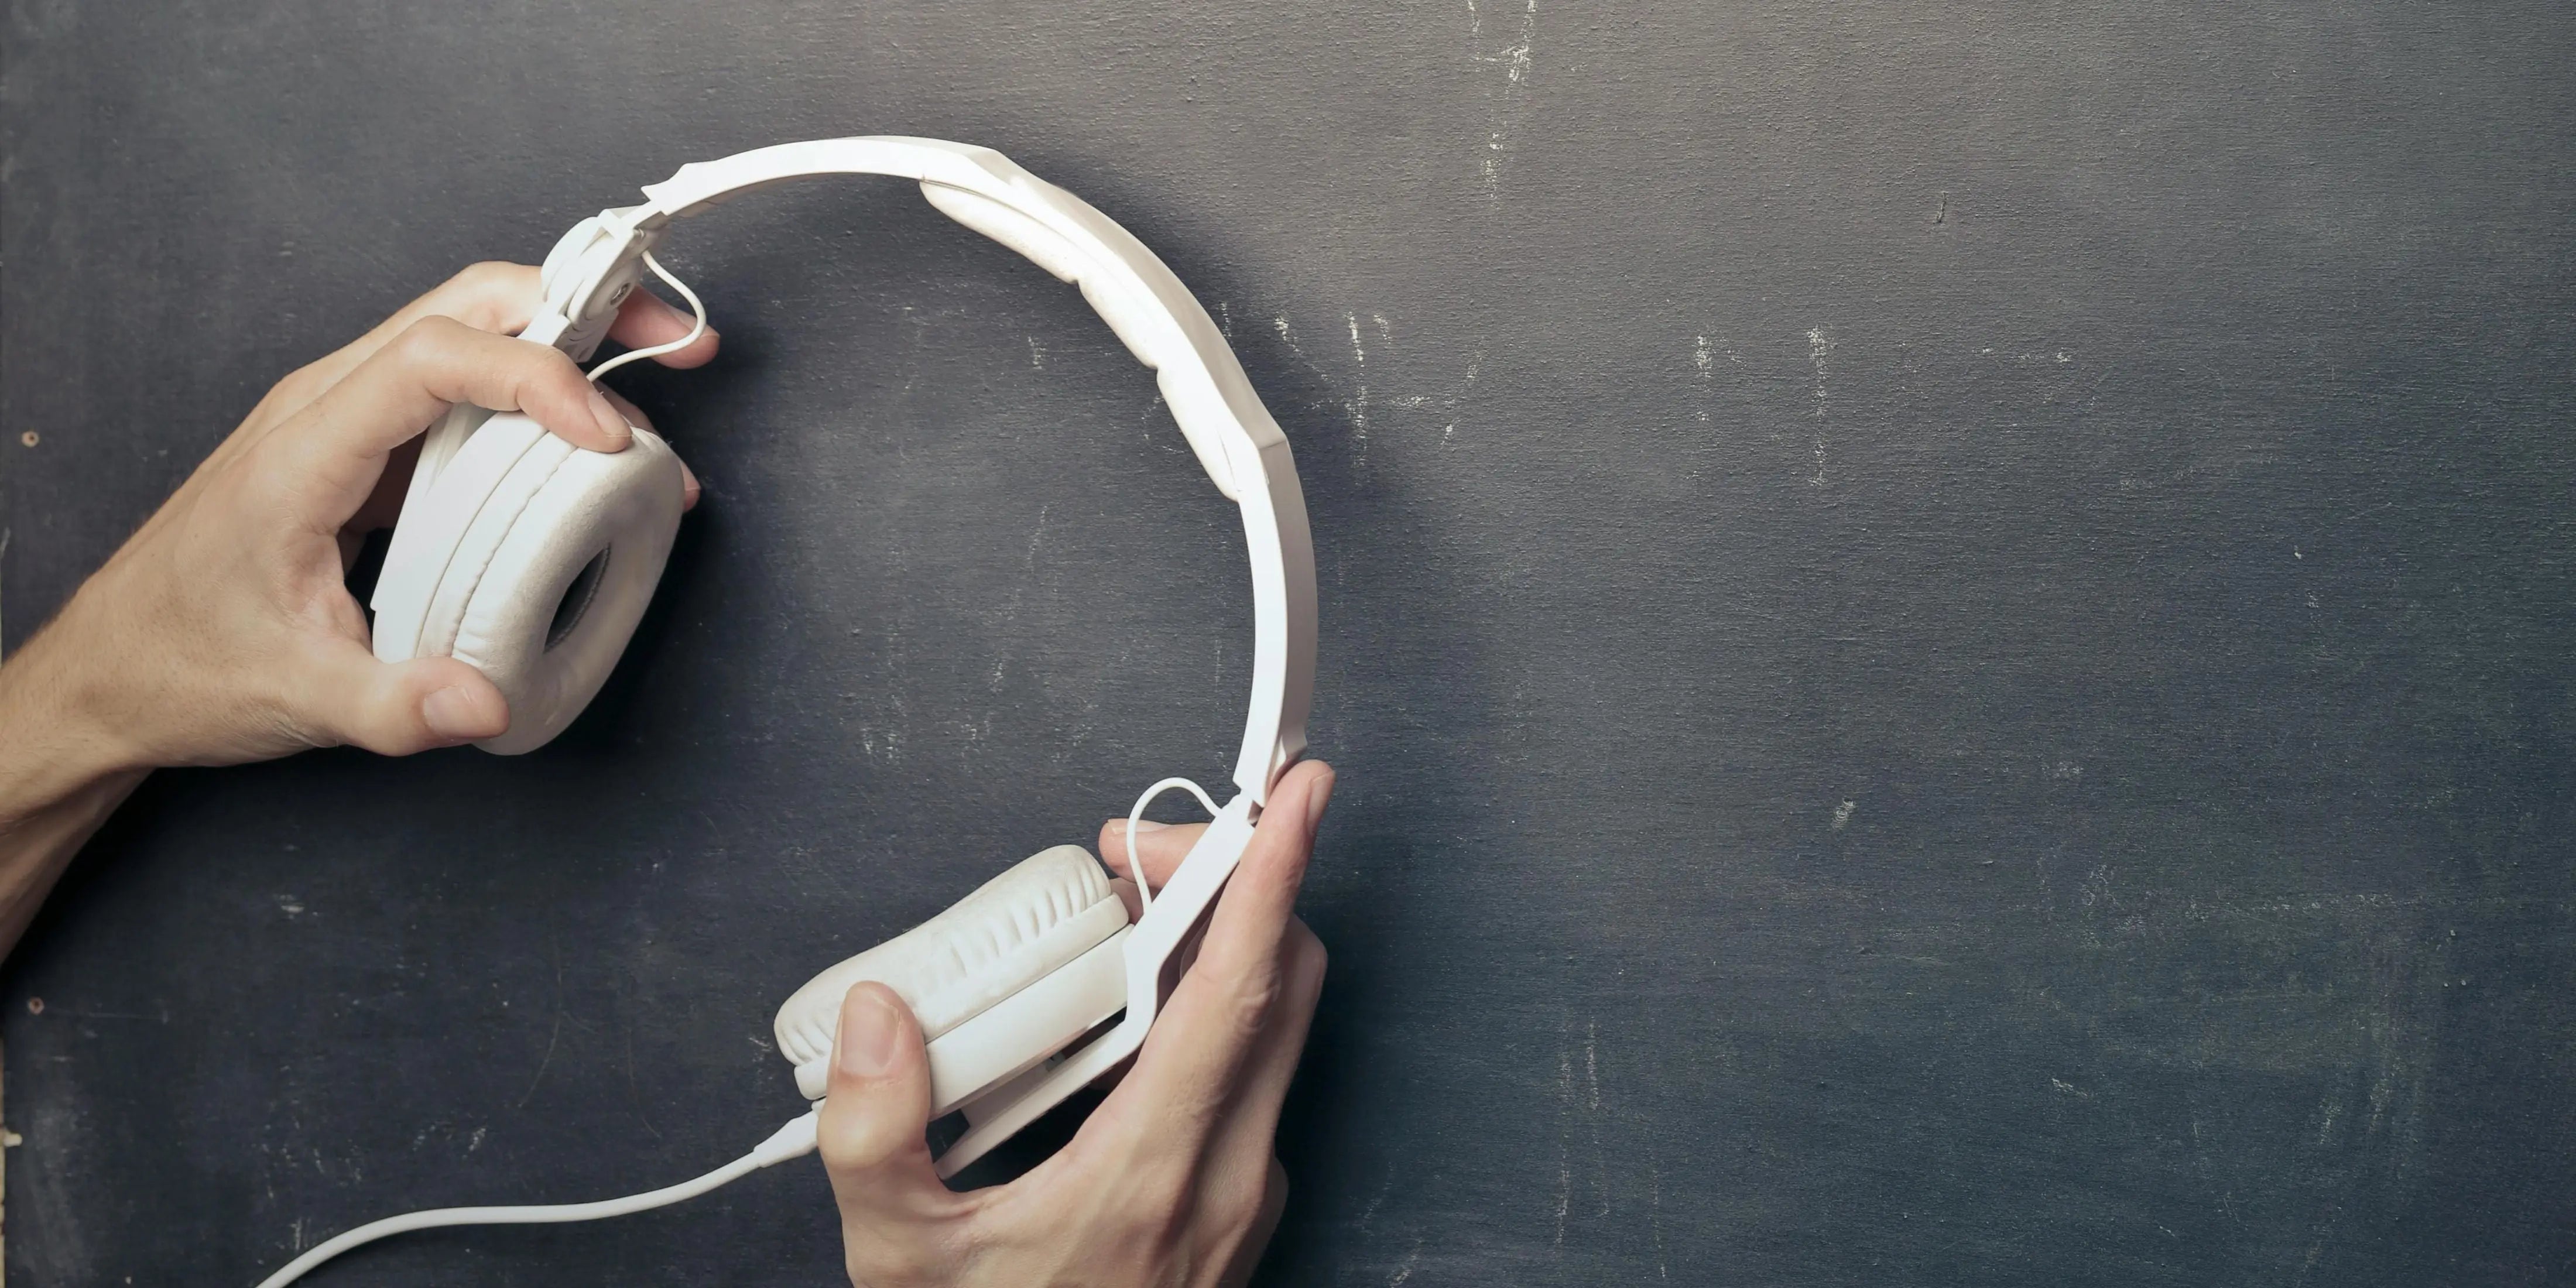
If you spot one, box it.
[1272,314,1307,360]
[1553,1040,1573,1248]
[1445,348,1485,442]
[1026,337,1045,369]
[1831,799,1855,830]
[1388,1240,1423,1285]
[1468,0,1539,196]
[1584,1019,1608,1218]
[1693,335,1714,423]
[988,504,1051,691]
[1807,326,1834,486]
[1647,1136,1669,1279]
[1359,1160,1396,1232]
[1346,310,1370,462]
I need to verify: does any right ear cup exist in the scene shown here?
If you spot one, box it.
[372,412,684,754]
[776,845,1135,1114]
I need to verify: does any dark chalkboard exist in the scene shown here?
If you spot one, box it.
[5,2,2574,1283]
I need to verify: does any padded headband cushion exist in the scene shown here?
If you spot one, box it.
[773,845,1131,1079]
[373,412,685,755]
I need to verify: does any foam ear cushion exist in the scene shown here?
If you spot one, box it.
[774,845,1131,1093]
[371,412,684,755]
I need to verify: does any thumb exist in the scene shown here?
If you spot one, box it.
[818,982,948,1219]
[294,639,509,755]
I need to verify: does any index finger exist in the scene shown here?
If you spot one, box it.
[265,317,631,530]
[1100,818,1210,891]
[317,316,626,455]
[244,262,719,441]
[1110,761,1334,1117]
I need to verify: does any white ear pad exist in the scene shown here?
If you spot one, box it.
[775,845,1134,1112]
[371,412,685,754]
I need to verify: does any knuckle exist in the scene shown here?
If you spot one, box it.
[386,316,459,365]
[1205,1171,1269,1233]
[453,259,521,292]
[1287,927,1328,1001]
[262,362,328,412]
[448,261,536,331]
[1225,962,1285,1036]
[1125,1165,1197,1233]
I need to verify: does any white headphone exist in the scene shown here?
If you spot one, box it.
[261,137,1316,1286]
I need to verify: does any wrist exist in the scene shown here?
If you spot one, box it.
[0,611,150,816]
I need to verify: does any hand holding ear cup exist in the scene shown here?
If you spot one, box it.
[370,411,686,753]
[775,845,1136,1115]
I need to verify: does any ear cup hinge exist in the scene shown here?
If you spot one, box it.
[533,209,660,364]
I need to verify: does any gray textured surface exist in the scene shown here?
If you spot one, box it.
[5,1,2575,1284]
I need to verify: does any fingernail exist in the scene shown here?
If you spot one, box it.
[422,686,483,742]
[1304,768,1335,831]
[838,987,902,1078]
[1123,819,1168,834]
[585,390,631,446]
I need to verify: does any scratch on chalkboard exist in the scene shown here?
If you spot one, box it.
[515,951,567,1109]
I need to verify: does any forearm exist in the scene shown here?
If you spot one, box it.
[0,768,146,956]
[0,616,150,959]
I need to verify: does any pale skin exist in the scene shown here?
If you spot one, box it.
[0,265,1331,1284]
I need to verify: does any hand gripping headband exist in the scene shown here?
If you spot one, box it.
[266,140,1316,1286]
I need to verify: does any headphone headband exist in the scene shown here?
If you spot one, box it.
[535,138,1314,805]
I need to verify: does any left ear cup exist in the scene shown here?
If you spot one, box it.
[372,412,685,754]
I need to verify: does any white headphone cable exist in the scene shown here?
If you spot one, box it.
[584,251,709,384]
[251,1106,818,1288]
[1123,777,1221,913]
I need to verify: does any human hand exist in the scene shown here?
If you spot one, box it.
[0,262,718,797]
[818,759,1335,1287]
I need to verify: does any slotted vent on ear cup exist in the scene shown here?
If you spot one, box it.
[773,845,1129,1075]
